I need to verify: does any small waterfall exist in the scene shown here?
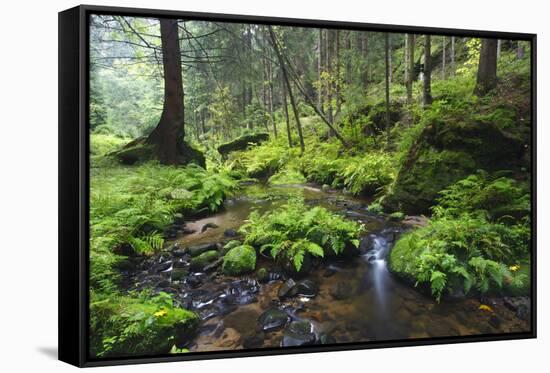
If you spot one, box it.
[363,234,392,317]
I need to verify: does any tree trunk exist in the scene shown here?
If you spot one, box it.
[384,33,391,146]
[451,36,455,76]
[317,29,323,110]
[474,38,498,96]
[281,74,293,148]
[423,35,433,106]
[388,34,392,84]
[407,34,415,104]
[146,19,188,164]
[441,36,446,80]
[268,26,305,153]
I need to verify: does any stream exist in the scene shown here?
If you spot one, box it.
[121,184,530,352]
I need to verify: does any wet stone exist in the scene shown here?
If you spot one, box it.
[171,268,188,282]
[295,280,318,298]
[186,274,203,288]
[278,278,297,299]
[188,243,219,257]
[242,332,265,349]
[330,282,355,300]
[258,308,290,332]
[201,222,219,233]
[151,260,172,274]
[224,228,238,237]
[281,320,316,347]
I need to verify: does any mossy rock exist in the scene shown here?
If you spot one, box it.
[218,133,269,155]
[114,136,206,167]
[388,212,405,221]
[387,120,523,214]
[221,240,242,256]
[189,250,219,272]
[222,245,256,275]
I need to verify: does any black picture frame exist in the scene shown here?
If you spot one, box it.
[59,4,537,367]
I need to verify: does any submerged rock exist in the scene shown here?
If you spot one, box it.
[201,222,219,233]
[258,308,290,332]
[281,321,316,347]
[295,280,318,298]
[242,332,265,349]
[278,279,297,299]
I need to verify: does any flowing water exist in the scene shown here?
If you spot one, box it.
[122,183,531,351]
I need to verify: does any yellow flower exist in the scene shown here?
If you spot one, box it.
[154,309,168,317]
[479,304,494,313]
[509,264,520,272]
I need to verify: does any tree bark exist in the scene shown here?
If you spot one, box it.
[451,36,455,76]
[384,33,391,146]
[423,35,433,107]
[146,18,187,164]
[281,74,293,148]
[268,26,305,153]
[474,38,498,96]
[406,34,415,104]
[441,36,446,80]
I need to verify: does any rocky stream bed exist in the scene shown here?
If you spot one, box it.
[118,184,531,352]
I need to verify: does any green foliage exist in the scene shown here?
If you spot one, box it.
[299,140,396,195]
[390,214,530,301]
[90,161,238,293]
[90,291,199,357]
[432,171,530,221]
[240,198,362,271]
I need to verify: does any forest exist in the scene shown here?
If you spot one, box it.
[88,15,532,358]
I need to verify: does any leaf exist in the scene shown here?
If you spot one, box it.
[293,251,304,272]
[305,241,324,257]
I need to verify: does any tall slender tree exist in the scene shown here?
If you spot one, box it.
[406,34,415,104]
[384,33,391,145]
[423,35,433,106]
[474,38,498,96]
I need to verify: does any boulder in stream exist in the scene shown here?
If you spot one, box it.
[258,308,290,332]
[222,245,257,275]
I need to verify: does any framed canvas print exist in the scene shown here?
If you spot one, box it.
[58,5,536,367]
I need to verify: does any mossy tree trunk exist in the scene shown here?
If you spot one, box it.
[474,38,498,97]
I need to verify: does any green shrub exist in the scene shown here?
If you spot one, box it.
[432,171,530,221]
[390,215,529,301]
[240,198,362,271]
[90,162,238,292]
[90,291,199,358]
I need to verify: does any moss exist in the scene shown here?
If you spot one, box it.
[218,132,269,155]
[388,118,524,214]
[222,245,257,275]
[189,250,219,271]
[114,136,206,167]
[222,240,242,255]
[388,212,405,221]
